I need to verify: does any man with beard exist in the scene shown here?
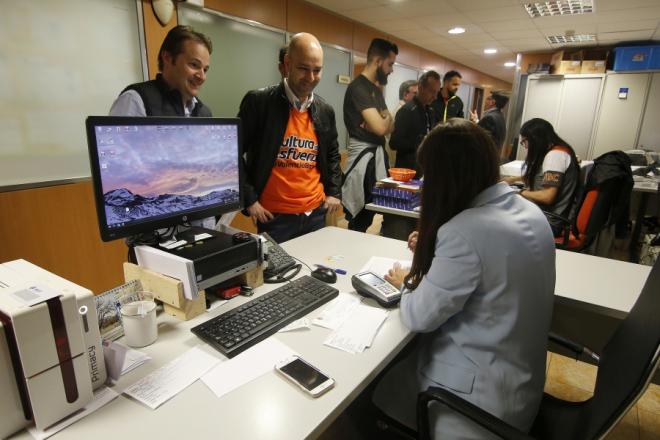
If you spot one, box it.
[238,33,342,243]
[431,70,477,123]
[342,38,398,232]
[110,25,212,117]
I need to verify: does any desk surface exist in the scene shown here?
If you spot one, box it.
[11,227,650,439]
[13,227,415,440]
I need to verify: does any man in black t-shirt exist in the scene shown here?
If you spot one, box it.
[342,38,398,232]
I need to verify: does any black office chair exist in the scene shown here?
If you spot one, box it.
[417,257,660,440]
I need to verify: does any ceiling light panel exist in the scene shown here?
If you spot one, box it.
[525,1,594,18]
[546,34,596,44]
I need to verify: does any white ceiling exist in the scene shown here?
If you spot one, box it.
[306,0,660,84]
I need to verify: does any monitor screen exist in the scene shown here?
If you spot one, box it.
[86,116,242,242]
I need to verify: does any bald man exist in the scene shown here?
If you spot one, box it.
[238,33,342,243]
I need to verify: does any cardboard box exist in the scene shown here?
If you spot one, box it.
[551,50,582,74]
[581,60,606,74]
[578,49,609,73]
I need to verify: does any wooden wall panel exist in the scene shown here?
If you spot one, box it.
[287,0,353,50]
[142,0,178,79]
[519,52,553,73]
[204,0,287,30]
[0,181,127,294]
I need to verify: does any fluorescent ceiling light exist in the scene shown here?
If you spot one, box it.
[448,27,466,34]
[484,48,498,54]
[504,62,516,67]
[546,34,596,44]
[525,0,594,18]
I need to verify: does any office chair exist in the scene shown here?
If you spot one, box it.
[548,178,623,252]
[417,258,660,440]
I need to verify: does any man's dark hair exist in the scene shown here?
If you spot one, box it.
[418,70,441,87]
[443,70,462,83]
[278,45,288,64]
[398,80,418,100]
[158,25,212,71]
[367,38,399,63]
[491,91,510,110]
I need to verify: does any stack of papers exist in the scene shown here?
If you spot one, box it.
[360,256,412,278]
[123,346,221,409]
[312,294,360,330]
[324,304,389,354]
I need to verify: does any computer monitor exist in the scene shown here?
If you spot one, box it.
[86,116,242,242]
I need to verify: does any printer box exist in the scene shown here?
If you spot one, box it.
[0,260,106,434]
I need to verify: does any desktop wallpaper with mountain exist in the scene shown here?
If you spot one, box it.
[96,124,240,226]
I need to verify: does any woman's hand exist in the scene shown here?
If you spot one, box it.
[407,231,418,252]
[384,262,409,289]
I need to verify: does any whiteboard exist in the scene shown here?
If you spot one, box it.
[0,0,143,188]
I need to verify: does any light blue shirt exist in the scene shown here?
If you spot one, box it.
[374,182,556,439]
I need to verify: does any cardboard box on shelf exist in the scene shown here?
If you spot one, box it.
[577,49,609,73]
[581,60,606,74]
[551,50,582,74]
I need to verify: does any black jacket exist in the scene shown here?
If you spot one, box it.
[587,151,633,227]
[237,83,342,209]
[478,107,506,152]
[390,97,436,174]
[431,94,464,123]
[123,74,212,117]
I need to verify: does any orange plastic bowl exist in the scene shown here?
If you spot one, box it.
[388,168,416,182]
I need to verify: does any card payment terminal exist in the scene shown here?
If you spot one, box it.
[351,271,401,307]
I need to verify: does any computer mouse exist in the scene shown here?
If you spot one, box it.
[310,267,337,284]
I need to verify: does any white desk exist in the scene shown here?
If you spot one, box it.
[12,227,414,440]
[10,227,650,439]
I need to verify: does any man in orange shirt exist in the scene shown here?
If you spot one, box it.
[238,33,342,243]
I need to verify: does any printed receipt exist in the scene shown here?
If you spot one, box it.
[123,346,222,409]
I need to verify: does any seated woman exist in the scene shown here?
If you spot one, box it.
[511,118,580,236]
[372,119,556,440]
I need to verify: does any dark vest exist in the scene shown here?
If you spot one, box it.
[122,74,212,117]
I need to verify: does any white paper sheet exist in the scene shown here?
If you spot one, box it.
[278,317,311,332]
[324,304,389,354]
[201,338,296,399]
[206,298,228,312]
[359,256,412,279]
[123,346,221,409]
[312,294,361,330]
[28,387,119,440]
[103,340,151,382]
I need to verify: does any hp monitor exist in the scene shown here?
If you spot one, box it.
[86,116,242,242]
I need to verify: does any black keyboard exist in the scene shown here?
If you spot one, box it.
[191,276,339,358]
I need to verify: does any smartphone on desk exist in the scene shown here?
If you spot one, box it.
[275,356,335,397]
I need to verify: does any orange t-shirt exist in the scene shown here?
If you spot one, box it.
[260,108,325,213]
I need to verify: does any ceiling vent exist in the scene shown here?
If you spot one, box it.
[525,0,594,17]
